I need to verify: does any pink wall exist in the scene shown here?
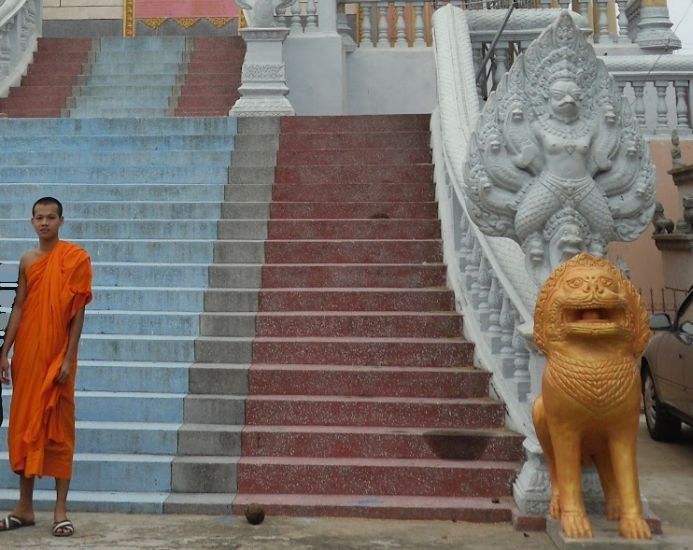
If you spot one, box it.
[136,0,239,18]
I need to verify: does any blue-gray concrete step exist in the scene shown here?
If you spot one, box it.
[0,135,235,152]
[76,361,190,393]
[0,151,231,167]
[1,390,184,422]
[97,36,187,50]
[90,287,206,311]
[0,452,173,492]
[0,489,169,513]
[0,421,179,455]
[70,96,174,109]
[0,117,236,136]
[2,201,222,219]
[79,334,197,362]
[81,74,180,87]
[0,184,225,201]
[76,85,182,98]
[84,310,200,336]
[92,51,186,63]
[0,166,229,183]
[89,63,184,75]
[67,108,172,118]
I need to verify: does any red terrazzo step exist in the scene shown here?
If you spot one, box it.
[261,264,446,288]
[279,131,430,151]
[272,183,434,203]
[254,312,462,338]
[242,425,523,461]
[263,240,442,264]
[232,493,515,521]
[252,337,473,367]
[280,115,430,133]
[275,164,433,184]
[21,74,81,86]
[7,85,74,98]
[248,365,487,398]
[246,395,505,428]
[237,456,518,497]
[177,96,237,108]
[270,202,438,219]
[178,84,240,95]
[258,288,454,312]
[276,148,431,166]
[26,62,85,74]
[266,219,441,240]
[38,38,94,50]
[0,96,70,109]
[0,109,63,117]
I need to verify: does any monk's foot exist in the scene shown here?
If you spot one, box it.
[619,515,651,539]
[605,498,620,521]
[560,511,593,539]
[549,493,561,519]
[9,506,34,526]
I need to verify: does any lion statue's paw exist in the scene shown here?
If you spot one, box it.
[561,512,593,539]
[619,516,651,539]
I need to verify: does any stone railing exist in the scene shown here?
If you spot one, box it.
[0,0,42,98]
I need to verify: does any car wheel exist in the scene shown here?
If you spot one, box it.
[642,367,681,442]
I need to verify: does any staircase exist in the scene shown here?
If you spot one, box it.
[233,115,524,521]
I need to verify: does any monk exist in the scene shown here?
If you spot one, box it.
[0,197,92,537]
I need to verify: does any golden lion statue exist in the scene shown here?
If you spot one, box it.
[532,253,651,539]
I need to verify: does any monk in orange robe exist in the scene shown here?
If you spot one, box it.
[0,197,92,537]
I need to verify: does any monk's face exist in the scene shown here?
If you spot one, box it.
[31,204,63,241]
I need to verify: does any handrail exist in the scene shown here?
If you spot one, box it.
[0,0,42,98]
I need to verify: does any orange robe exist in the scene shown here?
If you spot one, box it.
[9,241,92,479]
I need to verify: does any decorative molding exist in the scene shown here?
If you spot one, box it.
[123,0,135,37]
[242,62,285,81]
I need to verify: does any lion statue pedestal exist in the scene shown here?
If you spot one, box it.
[532,253,653,541]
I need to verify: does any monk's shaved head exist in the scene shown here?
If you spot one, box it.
[32,197,63,218]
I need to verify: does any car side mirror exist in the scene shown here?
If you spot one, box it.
[650,313,672,330]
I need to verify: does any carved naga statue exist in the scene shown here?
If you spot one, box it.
[464,11,655,283]
[236,0,296,27]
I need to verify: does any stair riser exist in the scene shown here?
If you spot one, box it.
[241,431,524,461]
[257,290,454,312]
[246,400,503,429]
[84,313,199,336]
[8,86,74,98]
[276,149,431,166]
[0,97,70,109]
[222,203,270,220]
[0,135,234,152]
[1,394,184,423]
[1,203,222,220]
[267,219,440,240]
[280,115,429,133]
[195,339,253,364]
[0,118,236,136]
[178,428,242,456]
[0,184,224,202]
[0,426,178,455]
[275,165,433,184]
[278,132,430,151]
[207,266,263,289]
[76,364,188,393]
[269,203,437,219]
[213,242,265,264]
[260,265,446,288]
[0,167,229,184]
[79,337,194,362]
[254,315,462,338]
[0,457,172,492]
[189,365,249,396]
[237,463,516,497]
[272,184,434,203]
[72,97,173,109]
[199,314,256,337]
[171,461,237,493]
[0,220,217,240]
[204,291,260,313]
[248,368,487,398]
[184,397,245,425]
[88,64,184,75]
[252,340,473,367]
[218,220,268,240]
[263,241,442,264]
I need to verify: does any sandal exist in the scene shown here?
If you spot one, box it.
[0,514,36,531]
[52,519,74,537]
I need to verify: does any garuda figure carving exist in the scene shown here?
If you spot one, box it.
[464,11,655,283]
[532,253,651,540]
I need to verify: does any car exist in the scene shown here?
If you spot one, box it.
[642,287,693,441]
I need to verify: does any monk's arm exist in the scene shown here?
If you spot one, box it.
[56,306,86,385]
[0,258,28,384]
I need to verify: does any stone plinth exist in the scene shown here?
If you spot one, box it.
[230,28,295,117]
[668,164,693,192]
[547,517,665,549]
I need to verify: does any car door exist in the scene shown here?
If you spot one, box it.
[674,296,693,417]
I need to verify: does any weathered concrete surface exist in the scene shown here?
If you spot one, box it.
[0,417,691,549]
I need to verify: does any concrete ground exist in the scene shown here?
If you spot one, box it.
[0,416,691,550]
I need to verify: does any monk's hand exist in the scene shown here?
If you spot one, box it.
[55,358,74,385]
[0,355,9,384]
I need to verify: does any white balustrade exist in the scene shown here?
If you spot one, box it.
[0,0,42,98]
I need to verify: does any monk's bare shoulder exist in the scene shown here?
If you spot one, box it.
[19,248,42,273]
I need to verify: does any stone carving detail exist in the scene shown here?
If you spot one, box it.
[235,0,296,28]
[671,129,683,169]
[242,63,285,81]
[676,194,693,235]
[464,11,655,283]
[651,201,674,235]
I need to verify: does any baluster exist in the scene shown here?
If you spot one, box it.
[377,1,389,48]
[360,4,374,48]
[305,0,318,31]
[394,1,407,48]
[472,43,484,101]
[477,255,491,328]
[594,0,609,44]
[655,80,669,134]
[290,0,303,33]
[413,2,426,48]
[492,44,508,92]
[631,80,646,128]
[487,277,502,353]
[674,80,691,133]
[499,295,515,376]
[283,5,292,28]
[467,240,482,310]
[616,0,630,42]
[577,0,589,17]
[512,317,530,402]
